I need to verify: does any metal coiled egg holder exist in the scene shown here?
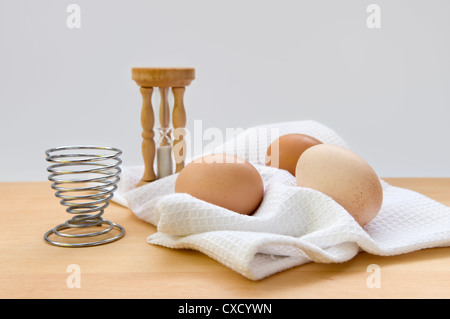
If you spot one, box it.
[43,145,125,247]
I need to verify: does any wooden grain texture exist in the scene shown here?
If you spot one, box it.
[0,178,449,299]
[131,67,195,88]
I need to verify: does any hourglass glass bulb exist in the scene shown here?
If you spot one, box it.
[157,127,173,178]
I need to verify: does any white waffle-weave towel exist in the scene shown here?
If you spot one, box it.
[115,120,450,280]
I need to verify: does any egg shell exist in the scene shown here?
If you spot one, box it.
[175,153,264,215]
[266,133,322,176]
[295,144,383,227]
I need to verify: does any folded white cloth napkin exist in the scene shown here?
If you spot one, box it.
[115,120,450,280]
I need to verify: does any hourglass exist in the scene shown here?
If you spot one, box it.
[131,67,195,185]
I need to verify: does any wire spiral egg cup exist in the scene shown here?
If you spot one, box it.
[43,145,125,247]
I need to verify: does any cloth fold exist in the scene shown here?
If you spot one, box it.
[115,120,450,280]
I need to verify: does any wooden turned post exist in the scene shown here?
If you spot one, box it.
[131,67,195,186]
[139,87,156,184]
[172,87,186,173]
[158,87,171,147]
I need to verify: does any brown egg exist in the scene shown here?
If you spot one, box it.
[266,133,322,176]
[295,144,383,227]
[175,153,264,215]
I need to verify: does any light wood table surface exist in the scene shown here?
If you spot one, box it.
[0,178,449,299]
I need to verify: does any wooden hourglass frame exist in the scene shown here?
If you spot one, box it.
[131,67,195,186]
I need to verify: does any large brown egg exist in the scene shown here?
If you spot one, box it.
[175,153,264,215]
[295,144,383,227]
[266,133,322,176]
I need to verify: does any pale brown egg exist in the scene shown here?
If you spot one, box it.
[295,144,383,227]
[175,153,264,215]
[266,133,322,176]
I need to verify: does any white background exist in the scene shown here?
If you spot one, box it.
[0,0,449,181]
